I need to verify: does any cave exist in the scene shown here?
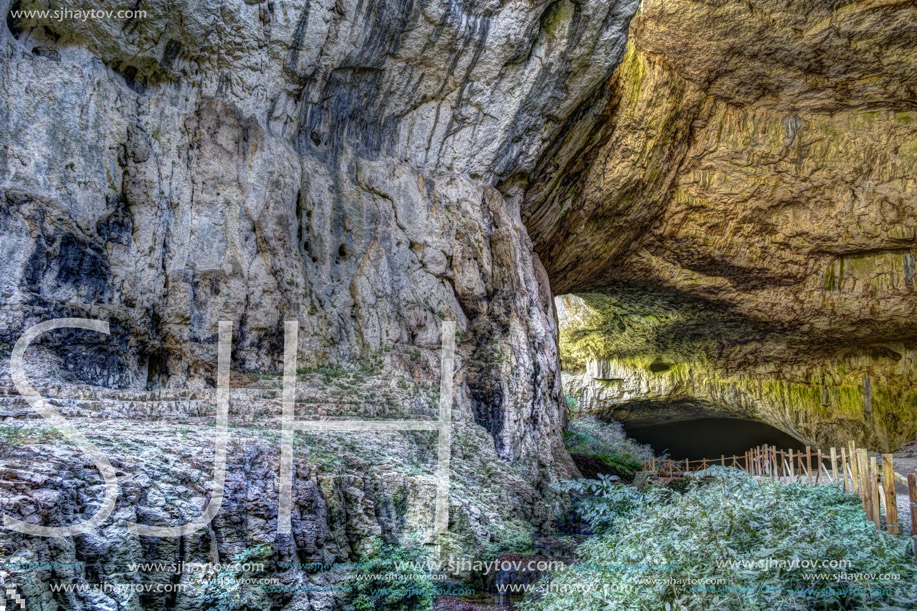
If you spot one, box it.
[555,279,917,453]
[3,0,917,608]
[621,417,806,461]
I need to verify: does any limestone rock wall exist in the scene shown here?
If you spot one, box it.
[0,0,639,480]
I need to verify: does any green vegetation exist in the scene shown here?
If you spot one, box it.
[297,363,377,383]
[529,468,917,610]
[245,371,278,381]
[0,426,63,446]
[482,520,535,563]
[564,416,653,478]
[200,544,273,610]
[564,392,577,410]
[343,541,435,611]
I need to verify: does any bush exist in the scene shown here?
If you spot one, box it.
[482,522,535,563]
[200,544,274,610]
[553,472,655,533]
[564,417,654,478]
[530,468,917,610]
[343,541,435,611]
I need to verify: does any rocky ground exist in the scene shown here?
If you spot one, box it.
[0,367,555,610]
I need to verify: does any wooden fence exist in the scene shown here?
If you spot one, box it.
[642,440,917,561]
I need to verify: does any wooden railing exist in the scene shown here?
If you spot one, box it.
[642,440,917,561]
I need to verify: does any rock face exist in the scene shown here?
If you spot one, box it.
[534,0,917,452]
[1,0,638,479]
[0,1,642,607]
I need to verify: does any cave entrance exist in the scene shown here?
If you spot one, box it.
[621,418,806,461]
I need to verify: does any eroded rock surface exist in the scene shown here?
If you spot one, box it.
[1,0,638,480]
[0,0,640,608]
[0,373,550,610]
[535,0,917,452]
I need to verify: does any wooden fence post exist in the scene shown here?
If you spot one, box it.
[848,448,855,491]
[881,455,898,534]
[857,449,870,517]
[788,449,795,481]
[869,456,881,529]
[805,446,813,483]
[840,447,848,492]
[851,448,859,496]
[908,474,917,562]
[830,447,838,483]
[848,441,858,493]
[877,464,887,521]
[721,454,725,467]
[815,449,822,484]
[868,456,882,528]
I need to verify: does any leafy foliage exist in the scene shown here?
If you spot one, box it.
[564,416,654,477]
[532,468,917,610]
[199,544,273,611]
[0,426,63,446]
[343,541,435,611]
[552,473,652,532]
[482,521,535,563]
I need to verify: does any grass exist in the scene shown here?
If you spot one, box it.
[0,426,64,447]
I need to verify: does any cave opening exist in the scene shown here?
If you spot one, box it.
[620,417,806,461]
[555,288,815,463]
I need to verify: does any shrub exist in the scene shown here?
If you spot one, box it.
[530,468,917,610]
[564,417,654,477]
[482,522,535,563]
[343,541,435,611]
[199,544,273,610]
[552,473,650,532]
